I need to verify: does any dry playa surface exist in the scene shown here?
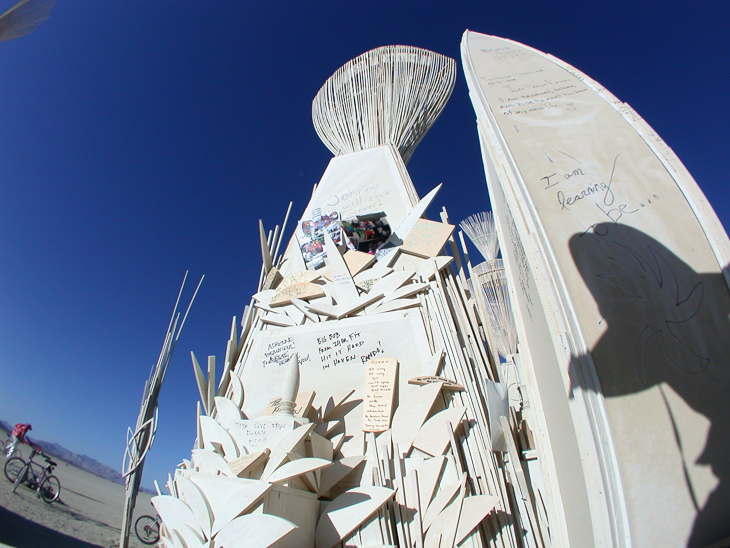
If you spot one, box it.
[0,446,154,548]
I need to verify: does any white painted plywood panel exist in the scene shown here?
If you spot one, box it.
[463,31,730,548]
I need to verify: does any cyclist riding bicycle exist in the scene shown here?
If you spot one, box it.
[4,423,32,458]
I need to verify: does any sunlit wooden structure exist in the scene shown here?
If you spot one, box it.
[150,32,730,548]
[119,273,203,548]
[312,45,455,165]
[151,44,551,548]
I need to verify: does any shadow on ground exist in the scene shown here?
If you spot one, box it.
[0,505,102,548]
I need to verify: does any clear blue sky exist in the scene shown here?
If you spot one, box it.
[1,1,728,489]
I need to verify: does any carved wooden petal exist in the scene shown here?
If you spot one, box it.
[191,449,235,477]
[200,416,239,459]
[266,457,332,485]
[213,513,298,548]
[210,481,272,536]
[227,371,244,409]
[261,422,316,480]
[315,486,396,548]
[151,495,205,544]
[214,396,242,428]
[174,475,213,538]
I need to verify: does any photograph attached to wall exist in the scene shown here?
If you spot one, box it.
[298,209,343,269]
[342,213,392,255]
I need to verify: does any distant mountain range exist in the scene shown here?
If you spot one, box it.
[1,419,125,487]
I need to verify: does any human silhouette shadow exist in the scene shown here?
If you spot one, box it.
[568,223,730,548]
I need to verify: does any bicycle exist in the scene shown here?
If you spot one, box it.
[5,447,61,503]
[134,514,161,545]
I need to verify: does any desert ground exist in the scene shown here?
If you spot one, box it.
[0,445,156,548]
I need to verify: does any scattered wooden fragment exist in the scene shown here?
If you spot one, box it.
[227,450,269,478]
[423,479,465,548]
[191,351,208,414]
[421,474,465,533]
[413,456,446,514]
[262,267,283,291]
[252,289,277,305]
[408,376,463,391]
[454,495,499,544]
[227,371,244,409]
[389,250,427,272]
[210,482,272,536]
[369,270,414,297]
[290,298,321,323]
[415,256,453,281]
[325,231,359,306]
[322,389,356,421]
[317,456,366,497]
[259,220,273,275]
[207,357,216,419]
[322,250,377,280]
[371,297,421,314]
[354,264,393,292]
[401,219,455,258]
[261,312,297,327]
[390,382,443,455]
[412,406,467,457]
[344,249,377,276]
[213,396,242,428]
[271,282,326,306]
[378,184,443,258]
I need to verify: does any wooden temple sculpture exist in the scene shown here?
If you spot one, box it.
[150,33,730,548]
[151,44,545,548]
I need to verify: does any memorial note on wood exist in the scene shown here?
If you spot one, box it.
[239,311,432,451]
[362,358,398,432]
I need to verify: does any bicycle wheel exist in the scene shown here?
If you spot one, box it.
[38,475,60,503]
[134,515,160,545]
[4,457,25,483]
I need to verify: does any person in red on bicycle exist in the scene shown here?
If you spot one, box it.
[5,423,32,458]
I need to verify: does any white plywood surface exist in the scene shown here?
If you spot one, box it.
[239,311,432,455]
[299,145,416,235]
[463,30,730,548]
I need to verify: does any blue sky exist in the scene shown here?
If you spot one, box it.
[0,1,728,488]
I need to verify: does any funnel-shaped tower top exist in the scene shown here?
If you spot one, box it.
[312,45,456,164]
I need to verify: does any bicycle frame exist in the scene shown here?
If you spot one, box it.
[14,449,56,497]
